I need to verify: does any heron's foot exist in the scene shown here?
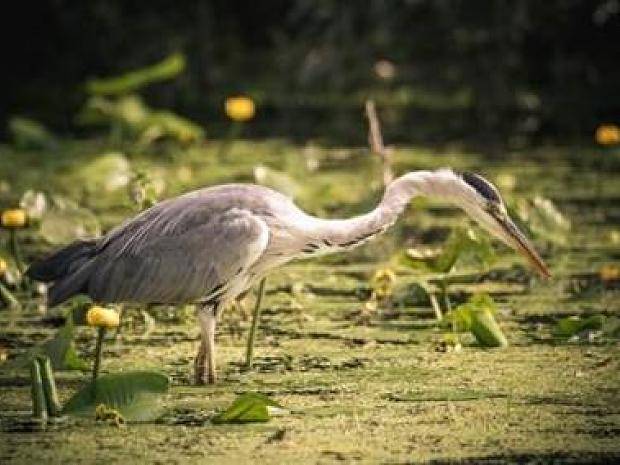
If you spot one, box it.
[194,367,217,385]
[193,348,217,385]
[194,346,207,385]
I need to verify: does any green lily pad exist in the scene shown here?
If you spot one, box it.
[5,317,88,371]
[86,53,186,96]
[509,196,570,246]
[9,116,58,150]
[445,294,508,348]
[63,371,170,422]
[553,315,605,338]
[74,153,132,193]
[39,196,101,245]
[387,388,507,402]
[403,227,495,274]
[212,392,287,424]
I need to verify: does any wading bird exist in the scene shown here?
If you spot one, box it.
[27,169,550,384]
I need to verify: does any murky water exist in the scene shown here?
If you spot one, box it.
[1,140,619,464]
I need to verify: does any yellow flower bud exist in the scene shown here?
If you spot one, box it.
[86,306,120,328]
[595,124,620,146]
[600,264,620,282]
[0,258,6,276]
[225,96,255,122]
[1,209,27,228]
[371,267,396,299]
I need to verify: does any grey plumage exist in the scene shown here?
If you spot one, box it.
[32,185,280,307]
[25,171,471,308]
[27,169,549,384]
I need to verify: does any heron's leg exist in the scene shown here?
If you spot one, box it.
[193,338,206,384]
[245,277,267,370]
[195,305,218,385]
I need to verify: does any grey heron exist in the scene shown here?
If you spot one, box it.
[27,169,550,384]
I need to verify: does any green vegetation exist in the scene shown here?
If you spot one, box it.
[63,371,169,423]
[0,131,619,463]
[212,392,287,424]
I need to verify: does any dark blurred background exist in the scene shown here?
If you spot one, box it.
[3,0,620,146]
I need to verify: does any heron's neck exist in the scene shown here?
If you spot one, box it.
[304,170,459,250]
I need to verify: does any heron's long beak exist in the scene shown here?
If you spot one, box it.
[496,214,551,279]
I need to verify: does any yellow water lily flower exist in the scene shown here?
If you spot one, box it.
[225,96,255,122]
[600,264,620,282]
[86,306,120,328]
[1,209,27,228]
[595,124,620,146]
[371,267,396,299]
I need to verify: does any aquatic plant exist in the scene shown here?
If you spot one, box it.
[401,226,495,319]
[86,306,120,381]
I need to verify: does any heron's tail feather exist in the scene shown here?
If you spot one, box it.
[47,261,96,307]
[27,240,96,282]
[27,240,98,307]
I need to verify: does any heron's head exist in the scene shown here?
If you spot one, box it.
[445,171,550,278]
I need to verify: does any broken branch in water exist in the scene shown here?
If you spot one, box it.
[365,99,394,186]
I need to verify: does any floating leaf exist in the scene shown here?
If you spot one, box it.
[469,305,509,348]
[40,205,101,245]
[8,116,58,150]
[403,227,495,274]
[387,388,507,402]
[6,317,88,371]
[63,371,170,422]
[76,94,147,128]
[39,318,89,370]
[74,153,132,193]
[553,315,605,338]
[86,53,186,96]
[212,392,286,424]
[139,111,204,145]
[510,196,570,245]
[77,95,204,145]
[445,294,508,348]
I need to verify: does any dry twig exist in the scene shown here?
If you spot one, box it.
[365,100,394,186]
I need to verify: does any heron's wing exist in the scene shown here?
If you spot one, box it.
[88,205,269,304]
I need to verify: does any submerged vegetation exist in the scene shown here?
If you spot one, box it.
[1,55,619,465]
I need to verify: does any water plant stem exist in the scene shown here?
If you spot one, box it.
[429,293,443,321]
[92,327,106,382]
[245,277,266,370]
[38,356,62,416]
[217,122,242,161]
[0,281,20,310]
[439,279,452,313]
[10,230,26,291]
[30,359,47,421]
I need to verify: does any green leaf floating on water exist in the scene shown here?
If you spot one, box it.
[4,316,88,371]
[387,388,507,402]
[445,294,508,348]
[39,195,101,245]
[402,227,495,274]
[212,393,287,424]
[86,53,186,96]
[508,196,570,246]
[8,116,58,150]
[63,371,170,422]
[553,315,605,338]
[77,95,204,144]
